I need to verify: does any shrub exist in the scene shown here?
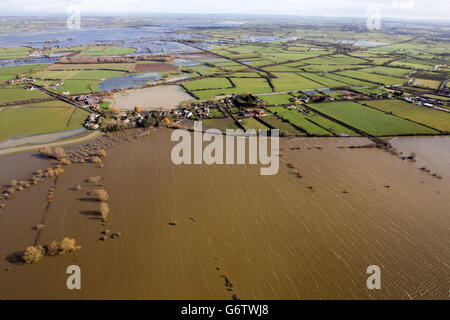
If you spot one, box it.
[89,156,103,164]
[39,147,53,158]
[59,237,81,254]
[88,189,109,202]
[53,147,66,160]
[96,149,107,157]
[59,158,72,166]
[38,147,66,160]
[22,246,45,264]
[87,176,103,184]
[99,202,109,222]
[45,241,60,256]
[108,106,120,114]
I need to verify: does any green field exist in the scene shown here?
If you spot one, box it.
[303,112,359,136]
[47,79,98,94]
[46,63,134,71]
[0,64,46,76]
[336,70,406,86]
[0,104,89,140]
[240,118,269,131]
[322,73,375,86]
[231,78,272,93]
[259,114,305,136]
[266,107,332,136]
[257,93,293,105]
[0,47,30,59]
[33,70,80,80]
[360,66,413,77]
[300,73,349,88]
[412,79,441,89]
[0,87,49,104]
[309,101,438,136]
[299,64,364,72]
[363,100,450,132]
[68,70,125,80]
[201,118,239,130]
[271,73,323,91]
[388,61,434,71]
[184,78,232,91]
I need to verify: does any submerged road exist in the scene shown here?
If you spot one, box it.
[0,131,101,157]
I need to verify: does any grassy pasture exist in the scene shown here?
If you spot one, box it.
[33,70,80,80]
[368,57,393,65]
[48,79,98,94]
[321,73,375,86]
[299,64,364,72]
[309,101,437,136]
[68,70,125,80]
[0,104,88,140]
[184,78,232,91]
[257,93,293,105]
[266,107,332,136]
[0,47,30,60]
[360,66,413,77]
[300,73,349,88]
[45,63,135,71]
[189,80,273,99]
[241,118,269,131]
[0,87,49,104]
[229,72,262,78]
[259,114,305,136]
[264,65,302,72]
[230,78,272,94]
[336,70,406,86]
[412,79,441,89]
[0,64,46,76]
[271,73,323,91]
[363,100,450,132]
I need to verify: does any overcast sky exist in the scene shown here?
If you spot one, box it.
[2,0,449,20]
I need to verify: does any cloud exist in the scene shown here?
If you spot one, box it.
[1,0,448,20]
[392,0,415,9]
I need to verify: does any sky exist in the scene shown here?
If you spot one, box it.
[1,0,449,20]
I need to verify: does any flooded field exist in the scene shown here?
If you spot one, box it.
[0,131,448,299]
[98,72,162,92]
[112,85,193,110]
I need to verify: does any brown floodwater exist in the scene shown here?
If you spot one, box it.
[112,85,192,110]
[0,152,55,187]
[0,130,448,299]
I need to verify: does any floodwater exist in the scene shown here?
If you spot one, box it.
[0,152,55,187]
[389,136,450,177]
[339,40,389,47]
[98,72,162,92]
[0,27,204,54]
[112,85,192,110]
[0,132,448,299]
[0,57,59,67]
